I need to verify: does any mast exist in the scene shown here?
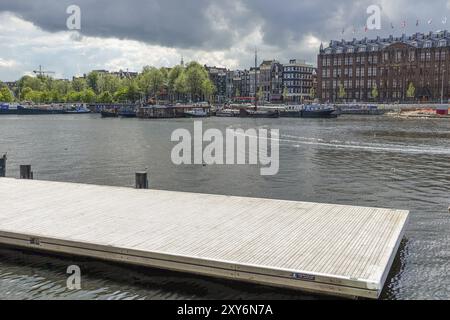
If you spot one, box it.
[254,49,258,110]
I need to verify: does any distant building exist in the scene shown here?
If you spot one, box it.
[205,65,228,103]
[318,31,450,103]
[282,59,315,103]
[259,60,283,102]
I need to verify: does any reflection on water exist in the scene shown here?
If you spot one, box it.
[0,114,449,300]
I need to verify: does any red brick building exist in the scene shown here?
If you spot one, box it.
[318,31,450,103]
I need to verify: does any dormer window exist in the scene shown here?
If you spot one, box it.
[347,47,354,53]
[424,41,432,48]
[358,46,366,52]
[439,39,447,47]
[325,48,332,54]
[371,45,378,52]
[336,48,343,54]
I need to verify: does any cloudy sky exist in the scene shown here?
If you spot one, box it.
[1,0,450,81]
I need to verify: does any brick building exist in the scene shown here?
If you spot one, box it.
[318,31,450,103]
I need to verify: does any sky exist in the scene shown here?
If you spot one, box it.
[1,0,450,81]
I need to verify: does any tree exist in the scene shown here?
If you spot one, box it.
[174,71,188,101]
[309,87,316,100]
[98,91,114,103]
[282,86,289,102]
[338,82,346,100]
[83,89,97,103]
[257,86,264,101]
[86,72,100,93]
[168,65,184,102]
[202,78,216,103]
[0,87,14,102]
[126,81,141,103]
[406,82,416,100]
[235,87,240,98]
[371,84,379,100]
[184,62,210,102]
[65,91,83,103]
[72,78,87,92]
[139,67,164,101]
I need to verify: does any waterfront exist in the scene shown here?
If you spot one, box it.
[0,114,450,299]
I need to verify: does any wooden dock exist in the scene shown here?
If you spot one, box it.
[0,178,409,299]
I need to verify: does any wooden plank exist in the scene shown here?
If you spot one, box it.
[0,178,409,299]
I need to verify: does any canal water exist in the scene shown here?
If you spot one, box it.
[0,114,449,300]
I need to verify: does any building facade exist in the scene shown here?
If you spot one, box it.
[282,59,315,103]
[318,31,450,103]
[205,66,227,103]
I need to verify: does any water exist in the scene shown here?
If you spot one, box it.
[0,114,449,300]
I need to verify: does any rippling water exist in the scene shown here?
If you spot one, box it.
[0,114,449,300]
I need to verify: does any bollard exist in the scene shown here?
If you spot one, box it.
[135,172,148,189]
[20,165,33,180]
[0,154,6,177]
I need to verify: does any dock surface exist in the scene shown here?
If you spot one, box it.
[0,178,409,299]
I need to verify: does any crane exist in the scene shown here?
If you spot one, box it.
[33,65,55,77]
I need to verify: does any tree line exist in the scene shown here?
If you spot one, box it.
[0,61,216,104]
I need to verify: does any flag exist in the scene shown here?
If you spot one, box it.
[364,25,368,32]
[416,19,419,27]
[428,19,433,25]
[442,17,447,24]
[401,21,406,28]
[391,22,394,29]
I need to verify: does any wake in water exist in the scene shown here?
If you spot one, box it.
[235,132,450,155]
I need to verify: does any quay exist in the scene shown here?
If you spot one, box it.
[0,178,409,299]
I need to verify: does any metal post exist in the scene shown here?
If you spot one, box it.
[0,154,6,177]
[135,172,148,189]
[20,165,33,180]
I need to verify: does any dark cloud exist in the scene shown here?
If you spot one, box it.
[2,0,450,50]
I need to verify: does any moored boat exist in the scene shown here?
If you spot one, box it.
[101,109,119,118]
[301,104,338,118]
[184,108,209,118]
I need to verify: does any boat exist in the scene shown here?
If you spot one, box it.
[215,109,240,117]
[184,108,210,118]
[0,103,19,115]
[118,110,137,118]
[63,104,91,114]
[101,109,119,118]
[239,109,280,118]
[338,104,384,115]
[16,105,65,115]
[301,104,338,118]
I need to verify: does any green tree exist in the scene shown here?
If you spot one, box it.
[406,82,416,100]
[65,91,83,103]
[0,87,14,102]
[86,72,100,93]
[168,65,184,102]
[184,62,210,102]
[282,86,289,102]
[371,84,379,100]
[309,87,316,100]
[338,82,346,100]
[72,78,87,92]
[83,89,97,103]
[139,67,164,101]
[97,91,114,103]
[174,71,188,101]
[257,86,263,100]
[202,78,216,103]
